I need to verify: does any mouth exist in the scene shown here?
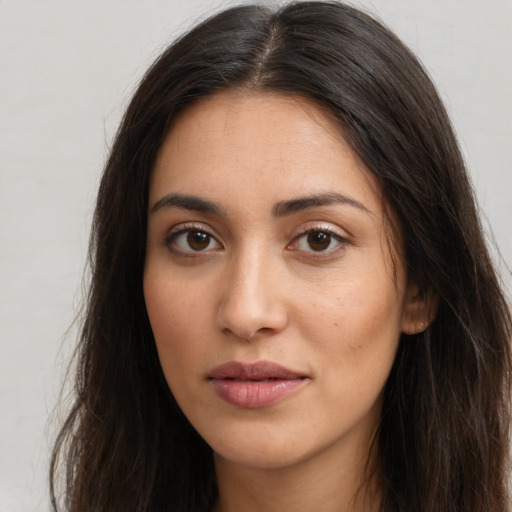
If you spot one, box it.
[208,361,309,409]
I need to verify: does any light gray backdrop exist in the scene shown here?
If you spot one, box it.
[1,0,511,510]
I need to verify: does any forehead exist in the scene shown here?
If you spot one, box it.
[151,90,382,213]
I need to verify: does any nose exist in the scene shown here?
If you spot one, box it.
[216,249,288,341]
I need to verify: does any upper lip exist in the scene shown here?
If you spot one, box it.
[209,361,305,380]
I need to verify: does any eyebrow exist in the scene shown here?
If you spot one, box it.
[150,193,226,216]
[272,192,370,217]
[150,191,370,217]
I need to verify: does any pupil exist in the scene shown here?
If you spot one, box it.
[307,231,331,251]
[187,231,209,250]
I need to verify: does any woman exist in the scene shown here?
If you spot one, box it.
[50,2,512,511]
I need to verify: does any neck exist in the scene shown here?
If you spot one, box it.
[213,431,381,512]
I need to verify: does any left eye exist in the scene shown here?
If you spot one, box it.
[168,229,221,252]
[294,229,345,252]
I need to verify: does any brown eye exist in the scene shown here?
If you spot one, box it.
[291,228,347,255]
[168,227,221,253]
[187,230,211,250]
[307,231,332,251]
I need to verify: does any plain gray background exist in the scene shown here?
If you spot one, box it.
[1,0,511,510]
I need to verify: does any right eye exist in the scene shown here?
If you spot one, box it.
[167,227,222,253]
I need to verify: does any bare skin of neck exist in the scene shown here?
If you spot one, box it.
[212,423,382,512]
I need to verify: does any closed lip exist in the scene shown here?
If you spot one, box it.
[208,360,307,381]
[208,360,309,409]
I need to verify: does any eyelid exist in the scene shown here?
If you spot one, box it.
[291,222,349,241]
[165,222,223,253]
[287,223,350,255]
[163,221,349,257]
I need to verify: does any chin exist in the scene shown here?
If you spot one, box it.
[202,422,309,470]
[213,443,309,471]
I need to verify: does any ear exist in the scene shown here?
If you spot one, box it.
[401,281,438,335]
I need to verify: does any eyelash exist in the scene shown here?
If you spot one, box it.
[165,223,221,255]
[288,226,348,257]
[165,224,349,258]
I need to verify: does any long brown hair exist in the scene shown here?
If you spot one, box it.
[50,2,512,511]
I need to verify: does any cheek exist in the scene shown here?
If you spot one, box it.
[144,274,203,379]
[297,273,403,386]
[144,285,210,420]
[302,274,403,339]
[144,265,212,334]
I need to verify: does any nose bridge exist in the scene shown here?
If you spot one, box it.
[217,241,287,340]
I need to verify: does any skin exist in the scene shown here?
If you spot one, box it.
[144,91,429,512]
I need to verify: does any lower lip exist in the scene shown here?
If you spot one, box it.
[211,378,307,409]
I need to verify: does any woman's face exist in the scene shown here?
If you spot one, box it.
[144,91,422,471]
